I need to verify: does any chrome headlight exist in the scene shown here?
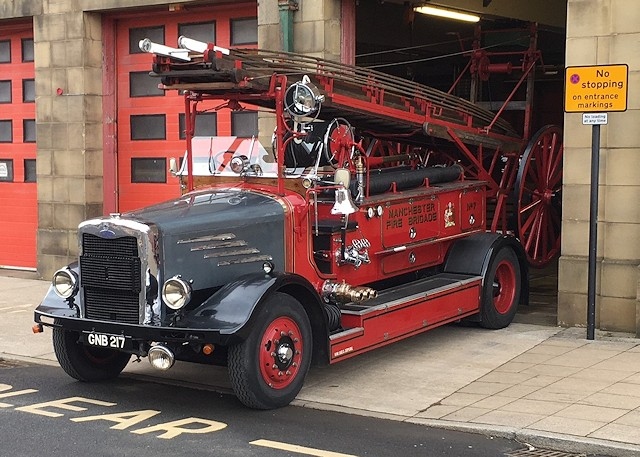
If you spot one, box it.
[52,267,79,299]
[161,276,192,310]
[230,155,250,174]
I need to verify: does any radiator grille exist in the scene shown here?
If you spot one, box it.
[84,288,140,324]
[80,233,142,324]
[82,233,138,257]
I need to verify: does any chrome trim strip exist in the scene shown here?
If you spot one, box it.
[190,240,247,251]
[217,254,273,266]
[177,233,236,244]
[204,248,260,259]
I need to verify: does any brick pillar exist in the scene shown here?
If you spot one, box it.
[34,10,104,279]
[559,0,640,334]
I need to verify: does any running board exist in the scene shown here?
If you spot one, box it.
[329,273,482,362]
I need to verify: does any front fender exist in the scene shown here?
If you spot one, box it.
[180,272,328,343]
[35,262,80,318]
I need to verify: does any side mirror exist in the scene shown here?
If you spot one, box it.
[169,157,178,176]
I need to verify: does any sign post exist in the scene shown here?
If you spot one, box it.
[564,64,628,340]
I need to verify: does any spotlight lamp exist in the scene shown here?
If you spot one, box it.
[284,75,325,121]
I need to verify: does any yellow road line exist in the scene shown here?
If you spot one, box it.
[250,439,359,457]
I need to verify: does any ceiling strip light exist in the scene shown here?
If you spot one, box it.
[413,5,480,23]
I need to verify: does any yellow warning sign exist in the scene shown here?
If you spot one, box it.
[564,64,628,113]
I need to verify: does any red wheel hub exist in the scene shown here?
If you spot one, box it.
[259,316,304,390]
[493,260,517,314]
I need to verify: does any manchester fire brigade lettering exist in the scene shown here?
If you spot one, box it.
[387,202,437,229]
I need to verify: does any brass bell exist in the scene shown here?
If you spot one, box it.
[331,187,358,216]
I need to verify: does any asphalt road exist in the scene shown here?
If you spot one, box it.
[0,358,538,457]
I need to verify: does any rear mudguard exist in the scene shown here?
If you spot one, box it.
[443,232,529,307]
[181,272,330,365]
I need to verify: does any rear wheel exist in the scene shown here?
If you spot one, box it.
[53,325,131,381]
[228,292,312,409]
[480,247,521,329]
[515,125,563,267]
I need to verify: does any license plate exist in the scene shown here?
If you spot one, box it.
[86,332,126,349]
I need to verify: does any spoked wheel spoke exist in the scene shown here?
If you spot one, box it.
[515,125,563,267]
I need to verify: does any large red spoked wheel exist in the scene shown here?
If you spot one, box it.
[480,246,521,329]
[515,125,563,267]
[228,292,312,409]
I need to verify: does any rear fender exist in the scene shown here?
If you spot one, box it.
[182,272,330,366]
[443,233,529,307]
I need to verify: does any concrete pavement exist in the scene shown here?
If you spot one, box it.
[1,274,639,456]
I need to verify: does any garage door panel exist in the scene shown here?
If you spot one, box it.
[114,3,257,212]
[0,25,36,269]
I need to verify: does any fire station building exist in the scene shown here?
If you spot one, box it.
[0,0,638,335]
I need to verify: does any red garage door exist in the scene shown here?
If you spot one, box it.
[112,3,258,213]
[0,24,36,269]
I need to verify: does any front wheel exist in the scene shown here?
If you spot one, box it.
[480,247,521,329]
[52,325,131,381]
[228,293,312,409]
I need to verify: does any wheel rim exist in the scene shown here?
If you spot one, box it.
[493,260,517,314]
[259,316,304,390]
[516,125,563,267]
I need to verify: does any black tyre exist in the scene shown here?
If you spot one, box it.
[480,247,521,329]
[52,325,131,382]
[228,292,312,409]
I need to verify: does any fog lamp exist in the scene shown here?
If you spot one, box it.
[52,267,79,299]
[162,276,192,310]
[148,345,175,371]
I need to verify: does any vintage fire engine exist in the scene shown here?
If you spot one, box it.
[33,33,551,409]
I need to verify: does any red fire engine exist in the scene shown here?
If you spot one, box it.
[34,29,564,409]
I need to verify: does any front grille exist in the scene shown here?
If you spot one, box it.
[82,233,138,257]
[84,288,140,323]
[80,233,142,325]
[81,256,141,291]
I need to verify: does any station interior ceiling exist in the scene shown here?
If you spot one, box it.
[355,0,568,132]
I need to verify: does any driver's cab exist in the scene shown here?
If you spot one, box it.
[170,132,341,193]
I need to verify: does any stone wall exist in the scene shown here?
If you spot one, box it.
[559,0,640,334]
[34,8,105,277]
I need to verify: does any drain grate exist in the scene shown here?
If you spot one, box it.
[506,449,587,457]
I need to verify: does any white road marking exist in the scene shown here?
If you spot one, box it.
[250,439,359,457]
